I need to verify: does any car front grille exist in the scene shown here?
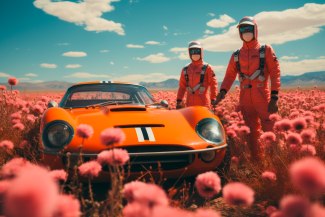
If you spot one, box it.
[62,145,195,172]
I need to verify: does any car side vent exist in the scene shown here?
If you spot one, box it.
[110,107,146,112]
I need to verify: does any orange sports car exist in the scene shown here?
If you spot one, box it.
[40,81,229,181]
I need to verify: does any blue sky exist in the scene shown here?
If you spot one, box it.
[1,0,325,84]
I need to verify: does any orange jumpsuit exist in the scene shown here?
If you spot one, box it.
[220,21,281,159]
[177,60,217,108]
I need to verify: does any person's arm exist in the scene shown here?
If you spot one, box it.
[265,45,281,97]
[176,68,186,108]
[265,45,280,113]
[207,65,217,101]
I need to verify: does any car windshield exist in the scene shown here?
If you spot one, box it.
[59,83,155,108]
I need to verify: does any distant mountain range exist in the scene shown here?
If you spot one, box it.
[1,71,324,91]
[140,71,325,89]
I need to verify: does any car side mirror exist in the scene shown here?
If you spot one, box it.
[48,100,58,108]
[160,100,169,108]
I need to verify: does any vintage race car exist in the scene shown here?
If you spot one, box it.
[40,81,229,181]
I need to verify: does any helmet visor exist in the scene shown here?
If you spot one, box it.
[189,48,201,55]
[239,25,254,33]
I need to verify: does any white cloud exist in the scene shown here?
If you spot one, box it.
[208,13,215,17]
[163,25,168,31]
[207,14,235,28]
[110,61,114,65]
[126,44,144,49]
[169,47,187,53]
[113,73,179,84]
[123,66,128,69]
[0,72,10,77]
[178,52,188,60]
[319,56,325,59]
[145,41,160,45]
[280,56,299,60]
[40,63,57,69]
[100,50,109,53]
[64,72,111,78]
[280,58,325,75]
[25,73,38,77]
[204,29,214,35]
[63,51,87,57]
[136,53,170,63]
[200,3,325,52]
[33,0,125,35]
[65,64,82,69]
[169,47,188,60]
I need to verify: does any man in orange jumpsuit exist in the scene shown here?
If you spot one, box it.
[176,41,218,109]
[215,16,281,160]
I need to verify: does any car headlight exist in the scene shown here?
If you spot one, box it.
[42,121,74,150]
[196,118,225,144]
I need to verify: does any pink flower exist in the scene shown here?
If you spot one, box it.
[97,149,130,166]
[8,77,18,86]
[0,85,6,91]
[231,156,239,165]
[53,194,81,217]
[151,205,191,217]
[32,105,44,115]
[237,126,250,136]
[269,114,281,122]
[132,183,169,208]
[4,165,59,217]
[78,161,102,178]
[222,182,255,206]
[260,132,276,143]
[310,203,325,217]
[0,158,32,179]
[265,205,278,216]
[76,124,94,139]
[123,181,148,203]
[195,171,221,199]
[286,133,302,145]
[262,171,277,182]
[13,122,25,131]
[123,202,150,217]
[300,129,316,144]
[280,195,311,217]
[226,129,237,138]
[49,170,68,182]
[19,140,29,148]
[291,118,307,131]
[274,119,292,131]
[195,208,221,217]
[289,157,325,195]
[0,140,14,150]
[100,128,126,146]
[10,112,22,119]
[300,145,316,156]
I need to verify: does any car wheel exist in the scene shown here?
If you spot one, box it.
[215,145,231,184]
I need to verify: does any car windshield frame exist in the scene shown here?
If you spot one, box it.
[59,83,155,108]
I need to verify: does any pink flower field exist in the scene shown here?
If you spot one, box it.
[0,82,325,217]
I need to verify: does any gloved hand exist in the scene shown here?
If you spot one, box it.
[176,100,183,109]
[214,89,227,105]
[268,98,278,113]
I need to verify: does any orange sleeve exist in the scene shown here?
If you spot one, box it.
[176,68,186,101]
[207,65,217,100]
[220,53,237,92]
[265,45,281,92]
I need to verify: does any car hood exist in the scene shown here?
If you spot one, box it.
[43,105,222,153]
